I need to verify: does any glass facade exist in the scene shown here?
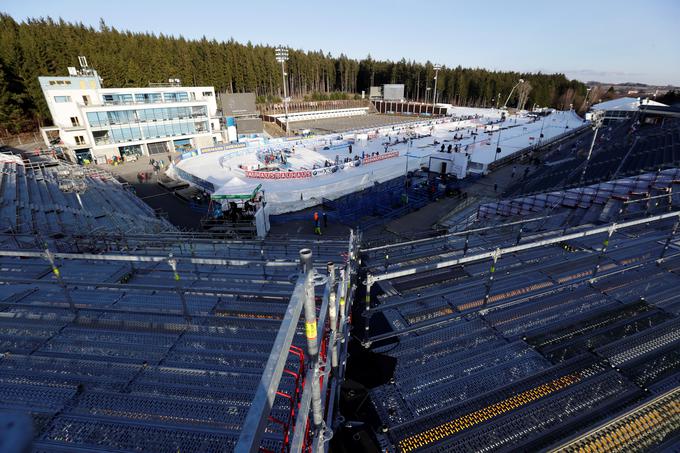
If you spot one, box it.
[103,93,134,104]
[87,106,207,128]
[102,91,191,105]
[87,114,207,145]
[85,104,209,146]
[110,125,143,142]
[119,144,143,157]
[134,93,162,103]
[163,92,189,102]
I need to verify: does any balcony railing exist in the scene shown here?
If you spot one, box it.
[88,114,209,128]
[101,98,198,106]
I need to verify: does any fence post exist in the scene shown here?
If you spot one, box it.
[659,215,680,262]
[592,224,616,279]
[327,262,339,373]
[168,255,191,322]
[482,248,501,307]
[339,267,347,329]
[364,280,372,340]
[43,247,77,316]
[299,248,323,432]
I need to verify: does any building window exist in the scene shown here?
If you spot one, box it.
[82,95,90,106]
[54,96,71,103]
[70,117,80,127]
[135,93,162,103]
[75,136,85,145]
[163,92,189,103]
[86,112,110,128]
[202,91,213,96]
[103,93,134,105]
[92,130,110,145]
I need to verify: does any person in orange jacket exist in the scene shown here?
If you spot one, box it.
[313,212,321,235]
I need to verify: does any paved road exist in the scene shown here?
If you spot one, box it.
[100,157,203,231]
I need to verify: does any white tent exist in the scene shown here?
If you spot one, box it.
[212,177,262,200]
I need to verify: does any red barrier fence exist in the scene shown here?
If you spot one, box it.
[362,151,399,164]
[243,151,399,180]
[245,169,313,179]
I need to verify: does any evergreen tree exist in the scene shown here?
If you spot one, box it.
[0,13,587,133]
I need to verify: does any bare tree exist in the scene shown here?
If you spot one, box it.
[559,88,576,110]
[581,85,607,111]
[516,81,533,110]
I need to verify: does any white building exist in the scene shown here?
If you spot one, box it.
[39,67,224,164]
[589,97,668,123]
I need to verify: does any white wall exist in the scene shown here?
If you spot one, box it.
[428,152,468,178]
[40,74,222,158]
[272,107,369,123]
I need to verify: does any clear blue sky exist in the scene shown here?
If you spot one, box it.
[3,0,679,85]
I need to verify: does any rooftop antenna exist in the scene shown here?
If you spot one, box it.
[75,55,101,84]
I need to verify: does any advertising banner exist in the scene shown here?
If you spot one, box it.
[179,150,199,161]
[311,166,339,177]
[362,151,399,164]
[173,166,215,192]
[201,142,247,155]
[245,170,313,179]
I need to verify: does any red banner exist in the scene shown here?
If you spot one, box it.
[362,151,399,164]
[245,170,312,179]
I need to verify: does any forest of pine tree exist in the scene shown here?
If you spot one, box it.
[0,14,587,134]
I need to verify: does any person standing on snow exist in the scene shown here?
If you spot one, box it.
[313,212,321,235]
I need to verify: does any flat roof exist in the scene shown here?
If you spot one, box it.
[591,97,667,112]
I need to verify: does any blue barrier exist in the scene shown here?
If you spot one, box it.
[173,166,215,193]
[269,175,445,229]
[188,201,209,214]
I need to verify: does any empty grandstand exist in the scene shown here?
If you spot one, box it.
[0,146,360,452]
[479,168,680,227]
[0,227,358,452]
[349,202,680,452]
[507,117,680,196]
[0,152,174,238]
[329,109,680,452]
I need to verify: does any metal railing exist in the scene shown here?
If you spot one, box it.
[487,122,591,172]
[236,230,358,452]
[366,210,680,286]
[0,229,359,452]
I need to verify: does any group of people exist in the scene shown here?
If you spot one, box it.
[136,157,167,183]
[211,197,263,223]
[440,143,466,153]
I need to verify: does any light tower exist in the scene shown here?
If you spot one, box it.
[578,110,604,185]
[275,46,290,134]
[432,64,442,113]
[503,78,525,109]
[581,87,593,111]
